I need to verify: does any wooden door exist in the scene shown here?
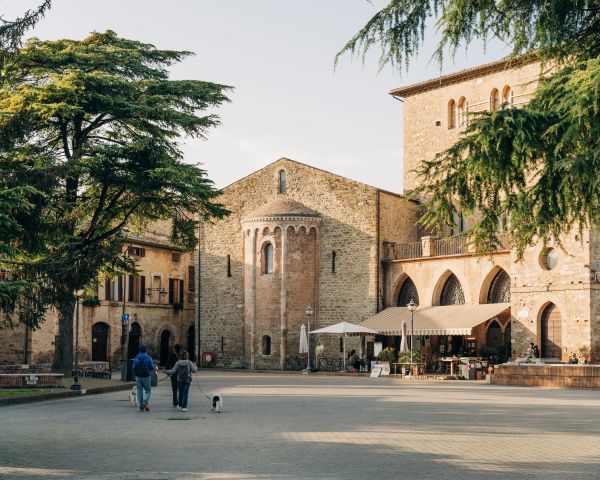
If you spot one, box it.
[541,304,562,359]
[92,323,109,361]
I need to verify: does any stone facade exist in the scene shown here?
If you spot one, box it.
[0,220,196,367]
[198,158,417,368]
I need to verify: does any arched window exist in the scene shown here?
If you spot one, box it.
[487,269,511,303]
[262,242,274,274]
[490,88,500,111]
[457,97,468,126]
[486,320,503,350]
[262,335,271,355]
[397,277,419,307]
[502,85,513,108]
[440,274,465,305]
[448,99,456,129]
[278,170,286,194]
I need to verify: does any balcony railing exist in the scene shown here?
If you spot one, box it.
[388,233,511,261]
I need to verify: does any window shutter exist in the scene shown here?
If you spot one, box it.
[179,279,184,304]
[128,275,134,302]
[168,278,174,304]
[140,276,146,303]
[141,248,145,257]
[104,279,111,301]
[117,276,123,302]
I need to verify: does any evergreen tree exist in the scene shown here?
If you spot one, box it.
[338,1,600,256]
[0,31,231,373]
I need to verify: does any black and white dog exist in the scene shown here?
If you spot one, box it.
[210,393,223,413]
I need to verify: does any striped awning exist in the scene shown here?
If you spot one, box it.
[359,303,510,336]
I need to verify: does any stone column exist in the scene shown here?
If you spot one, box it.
[249,228,257,370]
[279,225,288,370]
[421,236,435,257]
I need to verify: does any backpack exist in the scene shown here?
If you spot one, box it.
[177,361,190,382]
[134,356,151,377]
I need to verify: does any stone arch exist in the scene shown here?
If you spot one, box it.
[479,266,511,304]
[159,329,172,366]
[395,274,420,307]
[538,302,563,359]
[262,335,272,355]
[433,270,465,306]
[490,88,500,111]
[457,96,468,126]
[127,321,142,359]
[261,241,274,274]
[187,324,195,361]
[502,85,513,107]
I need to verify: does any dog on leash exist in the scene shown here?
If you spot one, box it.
[129,386,139,407]
[210,393,223,413]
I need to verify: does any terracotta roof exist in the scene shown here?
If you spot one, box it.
[244,197,320,220]
[389,54,538,98]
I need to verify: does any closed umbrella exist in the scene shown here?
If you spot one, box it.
[299,324,308,354]
[400,321,408,353]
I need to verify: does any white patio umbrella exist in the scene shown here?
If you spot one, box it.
[400,321,408,353]
[299,324,308,354]
[310,322,378,371]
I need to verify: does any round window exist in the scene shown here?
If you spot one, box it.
[540,248,559,270]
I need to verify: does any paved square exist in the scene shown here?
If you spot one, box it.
[1,372,599,479]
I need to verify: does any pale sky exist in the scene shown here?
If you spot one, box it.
[6,0,508,193]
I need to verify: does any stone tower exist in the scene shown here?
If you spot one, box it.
[242,198,321,370]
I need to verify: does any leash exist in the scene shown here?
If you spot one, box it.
[194,379,212,400]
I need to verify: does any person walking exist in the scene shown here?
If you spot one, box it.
[132,344,156,412]
[165,344,181,408]
[166,350,197,412]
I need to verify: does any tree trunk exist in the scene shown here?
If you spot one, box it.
[52,298,75,374]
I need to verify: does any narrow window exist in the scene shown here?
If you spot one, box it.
[188,266,196,291]
[331,251,336,273]
[278,170,286,194]
[172,251,181,262]
[339,337,344,353]
[104,279,111,301]
[448,99,456,129]
[502,85,513,108]
[490,88,500,111]
[221,336,224,352]
[227,255,232,277]
[457,97,467,126]
[263,243,274,274]
[262,335,271,355]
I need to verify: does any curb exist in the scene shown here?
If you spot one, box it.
[0,382,135,407]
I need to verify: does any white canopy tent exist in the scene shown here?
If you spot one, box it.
[310,322,379,370]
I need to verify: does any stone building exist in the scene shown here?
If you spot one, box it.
[0,220,196,367]
[198,158,418,368]
[381,56,600,362]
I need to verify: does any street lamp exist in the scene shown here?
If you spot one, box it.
[305,305,314,371]
[146,287,168,299]
[407,299,418,367]
[71,289,85,391]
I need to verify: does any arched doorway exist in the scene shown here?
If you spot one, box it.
[504,322,512,360]
[187,325,195,361]
[541,303,562,359]
[160,330,171,366]
[92,323,109,361]
[127,322,141,359]
[440,274,465,305]
[486,320,503,351]
[397,276,419,307]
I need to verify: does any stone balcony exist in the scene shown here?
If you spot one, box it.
[384,233,510,261]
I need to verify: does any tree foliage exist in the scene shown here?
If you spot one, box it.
[0,31,231,371]
[338,1,600,257]
[0,1,51,53]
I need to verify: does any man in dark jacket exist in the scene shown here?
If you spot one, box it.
[133,344,155,412]
[165,344,181,407]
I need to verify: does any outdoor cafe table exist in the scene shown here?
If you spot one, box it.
[393,362,426,376]
[441,357,459,375]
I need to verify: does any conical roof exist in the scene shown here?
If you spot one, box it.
[244,197,319,220]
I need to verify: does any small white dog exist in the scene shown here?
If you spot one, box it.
[129,386,139,407]
[210,393,223,413]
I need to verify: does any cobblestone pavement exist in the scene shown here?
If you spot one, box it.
[1,371,600,479]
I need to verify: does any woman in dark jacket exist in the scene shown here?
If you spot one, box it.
[165,344,181,407]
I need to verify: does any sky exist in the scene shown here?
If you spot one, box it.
[5,0,508,193]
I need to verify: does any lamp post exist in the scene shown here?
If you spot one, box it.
[120,228,132,381]
[305,305,314,371]
[71,291,84,391]
[407,299,418,367]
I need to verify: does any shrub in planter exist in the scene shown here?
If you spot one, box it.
[82,296,101,307]
[378,347,396,363]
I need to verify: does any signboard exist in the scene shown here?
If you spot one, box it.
[374,342,382,357]
[518,308,529,319]
[370,361,390,376]
[370,366,382,378]
[26,375,38,385]
[122,313,129,322]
